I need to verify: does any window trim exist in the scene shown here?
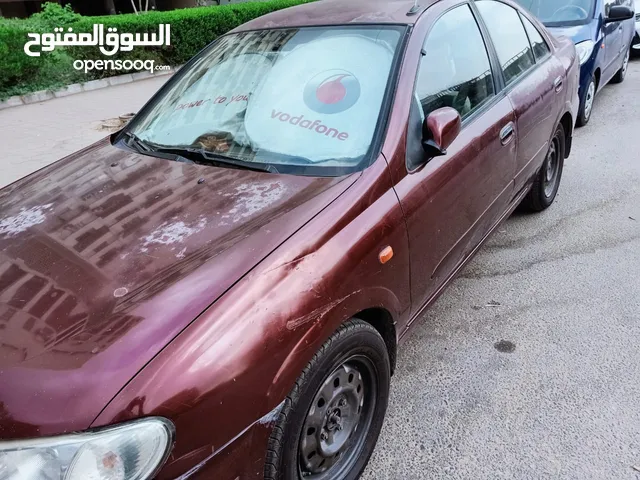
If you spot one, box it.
[409,2,500,128]
[403,0,557,173]
[471,0,548,98]
[405,1,503,172]
[519,11,552,64]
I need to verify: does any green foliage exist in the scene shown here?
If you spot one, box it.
[30,2,81,29]
[0,0,314,100]
[0,21,42,92]
[0,50,82,99]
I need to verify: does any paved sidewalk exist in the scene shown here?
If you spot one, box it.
[0,75,169,188]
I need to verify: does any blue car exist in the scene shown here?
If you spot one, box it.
[516,0,636,126]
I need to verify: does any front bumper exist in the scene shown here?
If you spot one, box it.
[161,414,276,479]
[578,60,595,102]
[633,22,640,49]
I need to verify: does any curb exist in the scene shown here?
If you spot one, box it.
[0,66,179,111]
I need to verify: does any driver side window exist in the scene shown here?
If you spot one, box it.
[414,4,495,121]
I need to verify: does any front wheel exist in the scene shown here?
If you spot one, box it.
[576,74,596,127]
[265,319,390,480]
[521,123,565,212]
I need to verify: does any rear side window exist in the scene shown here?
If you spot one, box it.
[521,15,551,61]
[414,4,495,120]
[476,0,535,85]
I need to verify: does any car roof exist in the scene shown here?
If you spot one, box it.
[233,0,438,32]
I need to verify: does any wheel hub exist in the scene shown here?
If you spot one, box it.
[326,407,343,432]
[584,80,595,119]
[543,136,560,198]
[299,363,367,476]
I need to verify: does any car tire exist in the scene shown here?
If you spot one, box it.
[521,123,565,212]
[265,318,390,480]
[576,74,596,127]
[611,48,630,84]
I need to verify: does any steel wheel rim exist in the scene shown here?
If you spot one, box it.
[543,135,560,198]
[584,80,595,119]
[298,355,377,480]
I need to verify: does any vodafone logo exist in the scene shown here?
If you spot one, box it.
[303,70,361,114]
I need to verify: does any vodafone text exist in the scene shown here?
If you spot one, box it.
[270,110,349,141]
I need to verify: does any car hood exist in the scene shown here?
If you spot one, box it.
[547,23,595,44]
[0,138,356,438]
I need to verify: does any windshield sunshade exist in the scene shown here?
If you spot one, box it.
[126,26,404,176]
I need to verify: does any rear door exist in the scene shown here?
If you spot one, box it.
[603,0,624,75]
[476,0,564,194]
[621,0,636,51]
[395,2,516,313]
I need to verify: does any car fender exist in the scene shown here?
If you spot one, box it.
[266,283,403,404]
[91,159,411,478]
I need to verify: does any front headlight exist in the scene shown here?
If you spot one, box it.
[575,40,595,65]
[0,417,174,480]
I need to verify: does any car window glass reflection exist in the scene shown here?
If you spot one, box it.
[415,5,495,120]
[515,0,595,24]
[477,0,536,85]
[521,15,551,61]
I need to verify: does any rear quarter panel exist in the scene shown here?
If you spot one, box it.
[554,34,581,129]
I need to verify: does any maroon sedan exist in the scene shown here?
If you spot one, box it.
[0,0,579,478]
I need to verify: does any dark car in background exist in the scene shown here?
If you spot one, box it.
[516,0,635,126]
[0,0,578,479]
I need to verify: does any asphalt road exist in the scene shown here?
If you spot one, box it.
[363,58,640,480]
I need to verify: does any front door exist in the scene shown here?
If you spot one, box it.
[393,3,516,315]
[476,1,565,194]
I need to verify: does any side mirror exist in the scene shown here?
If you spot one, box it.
[605,5,634,23]
[422,107,461,158]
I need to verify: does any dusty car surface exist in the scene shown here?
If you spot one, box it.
[0,0,579,479]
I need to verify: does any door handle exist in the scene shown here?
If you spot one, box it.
[500,122,515,146]
[553,76,564,93]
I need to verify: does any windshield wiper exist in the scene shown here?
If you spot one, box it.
[118,132,194,164]
[122,131,154,153]
[153,146,277,174]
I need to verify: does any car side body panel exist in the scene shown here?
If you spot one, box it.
[509,55,567,193]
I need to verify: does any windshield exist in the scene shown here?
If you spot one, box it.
[515,0,595,26]
[124,26,404,176]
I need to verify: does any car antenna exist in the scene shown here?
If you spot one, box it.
[407,0,420,15]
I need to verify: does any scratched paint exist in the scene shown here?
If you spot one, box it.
[0,204,53,237]
[286,292,359,331]
[140,217,207,252]
[175,401,284,479]
[257,400,285,425]
[222,183,287,224]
